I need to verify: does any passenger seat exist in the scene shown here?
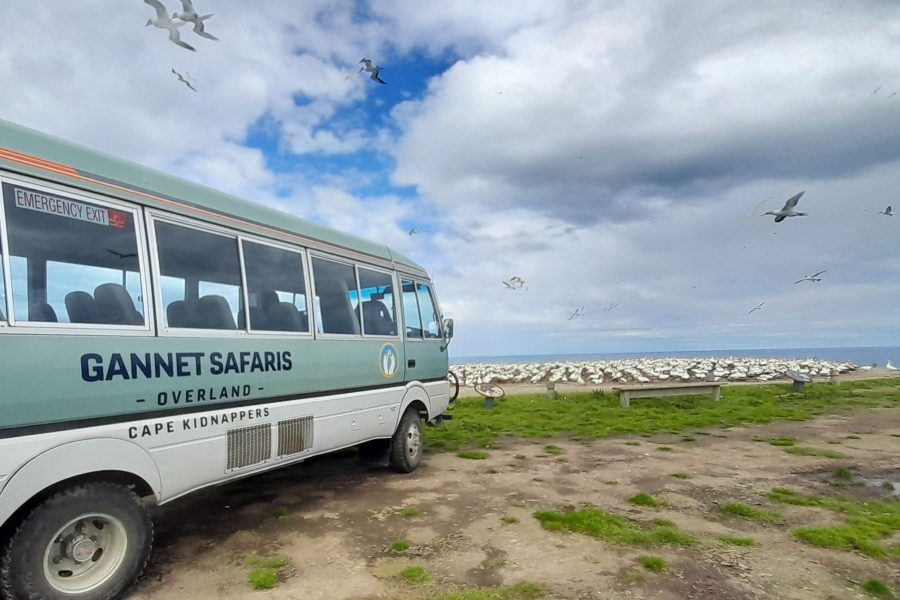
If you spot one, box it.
[94,283,144,325]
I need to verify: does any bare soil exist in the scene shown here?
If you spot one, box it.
[130,407,900,600]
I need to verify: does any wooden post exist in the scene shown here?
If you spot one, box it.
[546,381,557,400]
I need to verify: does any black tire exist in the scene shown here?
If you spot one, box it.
[388,407,423,473]
[448,371,460,402]
[1,482,153,600]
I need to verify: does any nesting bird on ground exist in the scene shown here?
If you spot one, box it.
[359,58,386,84]
[145,0,195,51]
[171,69,197,91]
[763,191,807,222]
[887,360,897,371]
[172,0,218,40]
[795,269,827,284]
[748,302,765,314]
[879,205,893,216]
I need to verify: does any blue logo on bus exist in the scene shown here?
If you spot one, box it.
[380,344,399,378]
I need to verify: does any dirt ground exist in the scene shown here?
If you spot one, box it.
[130,406,900,600]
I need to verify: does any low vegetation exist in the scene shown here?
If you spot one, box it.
[627,492,666,508]
[390,540,411,552]
[425,378,900,452]
[670,472,690,479]
[415,582,544,600]
[501,515,520,524]
[401,507,423,518]
[457,450,490,460]
[543,444,564,455]
[861,579,895,599]
[768,437,796,446]
[718,535,757,547]
[244,555,291,591]
[783,446,845,459]
[637,555,668,573]
[399,566,433,585]
[720,503,782,522]
[534,507,696,548]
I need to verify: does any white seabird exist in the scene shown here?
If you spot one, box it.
[359,58,386,84]
[145,0,195,51]
[171,69,197,91]
[887,360,898,371]
[879,205,893,216]
[172,0,218,40]
[795,269,827,284]
[748,302,765,314]
[567,306,584,321]
[763,191,807,223]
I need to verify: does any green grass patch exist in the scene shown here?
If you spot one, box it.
[512,501,527,508]
[670,472,690,479]
[401,507,423,518]
[423,378,900,452]
[248,568,279,590]
[481,557,506,570]
[718,535,757,547]
[270,507,290,518]
[390,540,411,552]
[244,554,290,570]
[628,492,666,508]
[543,444,564,455]
[399,566,432,585]
[720,503,782,522]
[457,450,490,460]
[501,515,520,524]
[767,487,900,558]
[680,436,696,442]
[656,446,673,452]
[783,446,846,458]
[768,437,796,446]
[834,467,853,480]
[624,441,641,446]
[534,507,696,548]
[421,582,545,600]
[637,555,668,573]
[862,579,895,599]
[244,554,291,591]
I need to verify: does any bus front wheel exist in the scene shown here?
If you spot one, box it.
[389,407,422,473]
[1,482,153,600]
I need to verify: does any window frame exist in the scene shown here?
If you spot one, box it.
[357,264,401,339]
[401,278,444,343]
[307,250,366,340]
[146,210,248,338]
[0,172,154,336]
[239,235,314,338]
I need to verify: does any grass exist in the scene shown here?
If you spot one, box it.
[270,507,290,518]
[457,450,490,460]
[417,582,545,600]
[624,441,641,446]
[244,555,291,591]
[768,437,796,446]
[656,446,673,452]
[862,579,895,599]
[401,507,423,518]
[718,535,758,547]
[534,507,696,548]
[835,467,853,480]
[671,472,690,479]
[390,540,411,552]
[543,444,564,455]
[423,378,900,452]
[680,436,696,442]
[481,557,506,570]
[628,492,666,508]
[720,503,782,522]
[783,446,846,458]
[399,566,432,585]
[637,555,668,573]
[501,516,520,524]
[512,501,527,508]
[768,487,900,558]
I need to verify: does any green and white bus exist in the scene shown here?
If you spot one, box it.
[0,119,453,600]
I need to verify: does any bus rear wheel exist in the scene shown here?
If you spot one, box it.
[1,482,153,600]
[388,407,422,473]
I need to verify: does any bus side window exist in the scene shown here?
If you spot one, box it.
[401,279,422,338]
[1,182,145,326]
[311,257,360,335]
[154,221,242,330]
[416,283,441,339]
[359,267,396,336]
[242,241,309,333]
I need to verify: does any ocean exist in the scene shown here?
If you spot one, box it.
[451,346,900,367]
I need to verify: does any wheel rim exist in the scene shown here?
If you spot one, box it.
[406,421,421,460]
[43,513,129,594]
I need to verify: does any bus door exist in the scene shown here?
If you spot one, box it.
[400,278,447,382]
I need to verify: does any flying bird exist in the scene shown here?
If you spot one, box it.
[602,302,620,312]
[407,228,419,236]
[890,91,897,98]
[106,249,138,260]
[501,280,516,290]
[509,276,525,287]
[873,86,882,95]
[359,58,386,84]
[763,191,807,222]
[171,69,197,91]
[879,205,893,216]
[145,0,196,51]
[567,306,585,321]
[748,302,765,314]
[795,269,827,284]
[172,0,218,40]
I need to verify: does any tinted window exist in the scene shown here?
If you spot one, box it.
[311,257,360,334]
[359,267,396,336]
[242,241,309,332]
[2,182,144,326]
[401,279,421,338]
[417,282,441,339]
[0,247,6,321]
[155,221,242,330]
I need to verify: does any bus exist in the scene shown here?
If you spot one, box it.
[0,118,453,600]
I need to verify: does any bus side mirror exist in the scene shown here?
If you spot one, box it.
[443,318,454,339]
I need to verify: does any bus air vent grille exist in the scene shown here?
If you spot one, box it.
[226,424,272,470]
[277,416,314,457]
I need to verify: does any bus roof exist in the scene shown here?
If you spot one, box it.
[0,118,426,275]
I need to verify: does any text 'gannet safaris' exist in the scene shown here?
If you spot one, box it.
[879,205,893,216]
[764,191,807,222]
[795,269,827,284]
[359,58,386,84]
[173,0,218,41]
[145,0,195,51]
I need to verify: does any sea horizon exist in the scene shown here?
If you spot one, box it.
[451,345,900,367]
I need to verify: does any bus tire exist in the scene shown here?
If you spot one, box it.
[0,482,153,600]
[388,407,422,473]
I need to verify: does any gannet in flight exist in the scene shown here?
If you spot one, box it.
[359,58,386,84]
[879,205,893,216]
[795,269,827,284]
[763,191,807,223]
[172,0,218,40]
[171,69,197,91]
[145,0,195,51]
[748,302,765,314]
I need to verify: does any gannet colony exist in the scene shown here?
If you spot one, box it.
[450,357,860,386]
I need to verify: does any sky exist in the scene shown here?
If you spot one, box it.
[1,1,899,358]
